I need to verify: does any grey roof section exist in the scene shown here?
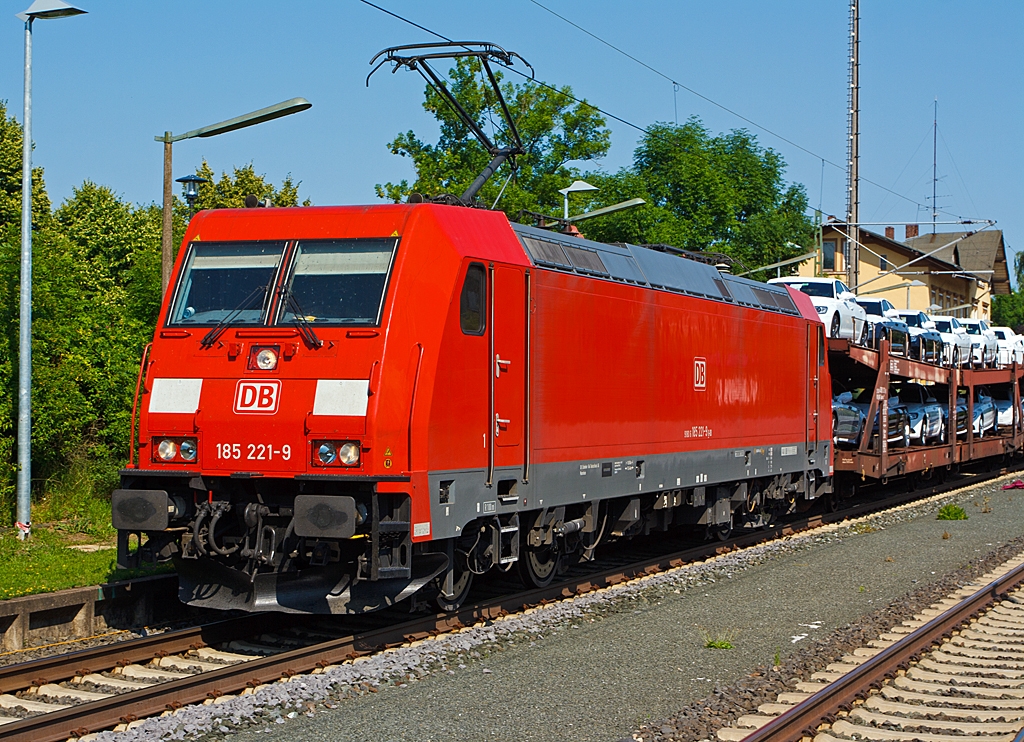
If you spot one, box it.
[905,230,1010,295]
[511,222,799,316]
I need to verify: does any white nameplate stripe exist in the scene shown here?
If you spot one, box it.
[148,378,203,414]
[312,380,369,417]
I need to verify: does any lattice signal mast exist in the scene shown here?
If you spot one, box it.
[846,0,860,291]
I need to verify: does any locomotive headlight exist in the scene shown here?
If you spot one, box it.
[179,439,197,461]
[317,442,337,465]
[338,442,360,466]
[255,348,278,370]
[157,439,178,461]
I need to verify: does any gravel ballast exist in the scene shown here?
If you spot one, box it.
[94,474,1024,742]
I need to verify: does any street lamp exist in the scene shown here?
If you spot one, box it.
[906,279,926,310]
[157,97,312,295]
[558,179,599,219]
[175,174,209,212]
[15,0,87,540]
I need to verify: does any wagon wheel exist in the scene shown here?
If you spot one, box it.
[519,513,561,588]
[828,476,855,512]
[434,550,474,612]
[830,313,841,338]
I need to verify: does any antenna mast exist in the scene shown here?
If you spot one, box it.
[846,0,860,290]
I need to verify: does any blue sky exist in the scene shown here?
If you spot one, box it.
[1,1,1020,270]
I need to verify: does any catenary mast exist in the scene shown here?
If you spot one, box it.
[846,0,860,291]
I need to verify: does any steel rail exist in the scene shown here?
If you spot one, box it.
[741,558,1024,742]
[0,612,289,695]
[0,464,1016,742]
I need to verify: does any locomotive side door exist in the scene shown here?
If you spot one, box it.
[806,324,824,450]
[489,265,526,479]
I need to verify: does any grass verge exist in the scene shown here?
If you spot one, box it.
[0,528,171,600]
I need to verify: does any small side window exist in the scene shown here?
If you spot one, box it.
[822,240,836,271]
[460,263,486,335]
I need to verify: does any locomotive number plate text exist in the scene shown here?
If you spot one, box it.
[215,443,293,461]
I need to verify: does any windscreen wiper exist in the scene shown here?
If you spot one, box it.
[200,284,270,348]
[282,290,323,349]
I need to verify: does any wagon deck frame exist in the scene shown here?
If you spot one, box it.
[829,338,1024,480]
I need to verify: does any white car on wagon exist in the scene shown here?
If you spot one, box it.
[959,318,999,367]
[928,315,972,367]
[991,326,1024,366]
[768,277,867,341]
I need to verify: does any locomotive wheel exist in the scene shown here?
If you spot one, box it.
[519,540,559,588]
[830,314,841,338]
[434,553,473,613]
[707,520,732,542]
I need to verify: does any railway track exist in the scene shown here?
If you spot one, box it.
[717,550,1024,742]
[0,464,1017,742]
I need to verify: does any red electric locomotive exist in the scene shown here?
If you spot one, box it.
[112,42,833,614]
[113,202,833,614]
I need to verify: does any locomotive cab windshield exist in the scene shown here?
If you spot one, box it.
[168,237,398,329]
[277,238,397,325]
[169,241,284,325]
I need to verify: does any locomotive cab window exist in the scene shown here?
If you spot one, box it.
[460,263,486,335]
[278,238,397,326]
[168,241,286,325]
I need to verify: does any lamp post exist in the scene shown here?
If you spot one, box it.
[558,179,599,220]
[157,97,311,296]
[175,174,209,212]
[15,0,87,540]
[906,279,926,310]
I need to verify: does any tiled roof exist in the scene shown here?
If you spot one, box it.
[906,230,1010,295]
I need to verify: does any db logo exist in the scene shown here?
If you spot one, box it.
[693,357,707,391]
[234,380,281,414]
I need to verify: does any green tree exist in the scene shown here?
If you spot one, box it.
[0,101,51,233]
[580,119,815,275]
[191,161,308,212]
[993,251,1024,331]
[0,182,160,523]
[376,57,610,216]
[54,182,167,324]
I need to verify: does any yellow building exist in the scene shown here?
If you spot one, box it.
[797,222,995,320]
